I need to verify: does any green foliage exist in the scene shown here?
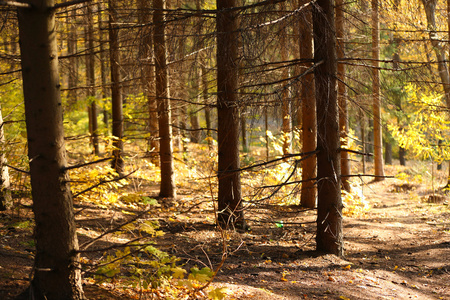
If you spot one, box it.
[92,218,223,299]
[12,220,33,230]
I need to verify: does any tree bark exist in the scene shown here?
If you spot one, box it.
[280,1,291,156]
[299,0,317,208]
[190,111,201,143]
[336,0,351,191]
[17,1,85,298]
[154,0,176,198]
[241,113,248,152]
[67,9,78,104]
[196,0,213,146]
[108,0,125,175]
[216,0,245,229]
[137,0,160,164]
[313,0,343,256]
[385,141,393,165]
[97,2,109,130]
[399,146,406,166]
[0,106,11,211]
[85,3,99,156]
[372,0,385,181]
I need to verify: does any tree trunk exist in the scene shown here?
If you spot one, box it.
[280,1,291,156]
[372,0,384,181]
[336,0,351,191]
[313,0,344,256]
[265,108,270,161]
[360,111,366,173]
[67,9,78,104]
[216,0,245,229]
[359,109,367,174]
[196,0,212,147]
[0,106,11,211]
[85,3,99,156]
[97,2,109,130]
[137,0,159,164]
[190,112,201,143]
[154,0,176,198]
[399,146,406,166]
[385,141,393,165]
[300,0,317,208]
[241,113,248,152]
[17,1,85,298]
[108,0,125,175]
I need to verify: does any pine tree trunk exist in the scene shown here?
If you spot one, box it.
[241,113,248,152]
[336,0,351,191]
[137,0,159,164]
[67,9,78,104]
[0,106,11,211]
[280,1,291,156]
[85,3,99,156]
[300,0,317,208]
[313,0,343,256]
[399,146,406,166]
[190,112,201,143]
[97,2,109,130]
[154,0,176,198]
[108,0,125,175]
[385,142,393,165]
[217,0,245,229]
[18,1,85,297]
[372,0,385,181]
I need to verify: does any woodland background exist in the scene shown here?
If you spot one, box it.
[0,0,449,299]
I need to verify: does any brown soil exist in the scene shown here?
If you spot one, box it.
[0,168,449,299]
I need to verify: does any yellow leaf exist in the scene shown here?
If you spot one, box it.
[342,265,351,270]
[171,267,186,279]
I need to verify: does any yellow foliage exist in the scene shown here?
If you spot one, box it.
[389,84,450,163]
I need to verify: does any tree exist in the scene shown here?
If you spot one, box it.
[372,0,384,181]
[154,0,176,198]
[109,0,125,175]
[300,0,317,208]
[336,0,351,191]
[280,1,291,156]
[0,105,11,211]
[66,8,78,104]
[313,0,344,256]
[216,0,245,229]
[17,0,85,298]
[137,0,159,163]
[85,3,99,156]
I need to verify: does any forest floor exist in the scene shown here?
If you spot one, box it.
[0,160,449,299]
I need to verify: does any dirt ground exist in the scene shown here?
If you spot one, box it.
[0,165,449,299]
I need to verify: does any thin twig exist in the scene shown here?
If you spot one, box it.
[72,170,136,198]
[63,156,113,171]
[79,205,152,251]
